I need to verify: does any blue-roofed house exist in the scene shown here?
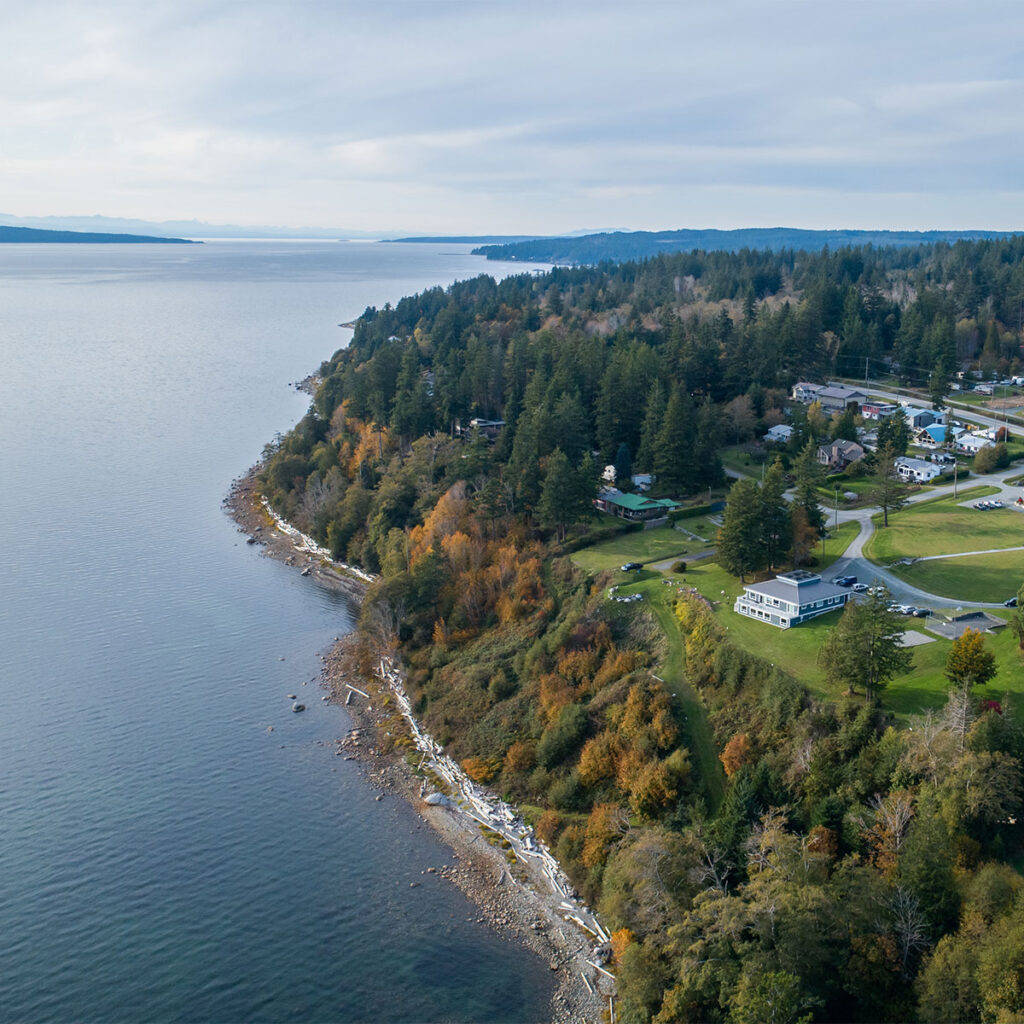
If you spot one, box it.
[916,423,963,446]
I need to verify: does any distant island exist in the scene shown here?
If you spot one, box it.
[385,235,545,245]
[0,225,199,244]
[474,226,1021,263]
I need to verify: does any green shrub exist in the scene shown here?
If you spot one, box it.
[669,503,713,521]
[672,560,687,573]
[537,704,590,768]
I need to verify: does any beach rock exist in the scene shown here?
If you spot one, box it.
[291,702,305,713]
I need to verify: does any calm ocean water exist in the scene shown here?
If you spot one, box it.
[0,241,553,1023]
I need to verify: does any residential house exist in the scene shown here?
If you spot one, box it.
[594,489,681,522]
[894,456,941,483]
[861,402,900,420]
[915,423,963,447]
[763,424,794,444]
[734,570,852,629]
[791,382,824,404]
[456,417,505,439]
[906,407,945,431]
[957,433,996,455]
[817,438,865,470]
[816,385,867,413]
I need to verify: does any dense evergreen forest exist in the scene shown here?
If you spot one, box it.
[0,225,197,243]
[262,239,1024,1023]
[474,228,1019,265]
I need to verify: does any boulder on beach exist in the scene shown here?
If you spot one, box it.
[423,792,453,807]
[291,702,305,713]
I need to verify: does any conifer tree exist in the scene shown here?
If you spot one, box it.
[792,439,826,532]
[760,458,790,568]
[718,479,766,582]
[636,382,665,473]
[654,385,695,495]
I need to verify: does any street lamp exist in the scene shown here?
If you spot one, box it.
[834,487,840,531]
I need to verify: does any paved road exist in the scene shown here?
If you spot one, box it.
[838,383,1018,435]
[679,463,1023,608]
[825,517,1007,610]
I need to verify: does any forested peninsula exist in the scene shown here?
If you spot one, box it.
[262,239,1024,1023]
[474,227,1019,265]
[0,225,198,243]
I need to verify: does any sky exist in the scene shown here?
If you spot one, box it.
[3,0,1024,235]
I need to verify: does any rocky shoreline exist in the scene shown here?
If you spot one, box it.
[224,468,613,1023]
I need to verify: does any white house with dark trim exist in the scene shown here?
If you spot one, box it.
[734,570,852,629]
[894,456,941,483]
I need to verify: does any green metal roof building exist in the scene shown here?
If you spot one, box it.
[595,491,681,521]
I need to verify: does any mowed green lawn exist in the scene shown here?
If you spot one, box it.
[572,521,717,573]
[864,487,1021,561]
[634,561,1023,719]
[885,549,1024,604]
[574,520,1024,721]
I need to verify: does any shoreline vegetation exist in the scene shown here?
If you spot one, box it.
[225,467,613,1023]
[243,241,1024,1022]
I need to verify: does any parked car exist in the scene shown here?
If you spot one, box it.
[852,583,869,593]
[991,500,1004,508]
[897,605,914,615]
[832,575,857,586]
[912,608,929,617]
[620,562,642,572]
[1005,596,1019,608]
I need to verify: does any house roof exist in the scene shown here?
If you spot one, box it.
[742,573,849,605]
[895,456,938,472]
[602,492,680,512]
[818,386,865,401]
[958,433,995,450]
[820,439,864,457]
[920,424,962,443]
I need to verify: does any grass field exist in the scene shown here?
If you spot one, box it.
[863,486,1019,562]
[572,521,718,573]
[719,445,765,478]
[574,523,1024,721]
[885,549,1024,604]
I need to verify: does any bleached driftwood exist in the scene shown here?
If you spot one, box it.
[373,652,611,957]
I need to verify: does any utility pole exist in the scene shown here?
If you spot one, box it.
[835,487,839,531]
[953,458,958,497]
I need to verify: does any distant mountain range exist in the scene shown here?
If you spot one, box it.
[0,225,198,244]
[473,227,1024,264]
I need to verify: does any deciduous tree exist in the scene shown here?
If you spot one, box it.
[945,628,997,690]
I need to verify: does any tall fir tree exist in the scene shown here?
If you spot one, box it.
[760,458,791,569]
[653,384,696,495]
[792,438,826,532]
[718,479,767,582]
[636,382,665,473]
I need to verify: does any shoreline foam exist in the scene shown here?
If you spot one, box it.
[225,467,614,1023]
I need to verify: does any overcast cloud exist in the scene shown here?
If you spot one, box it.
[2,0,1023,233]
